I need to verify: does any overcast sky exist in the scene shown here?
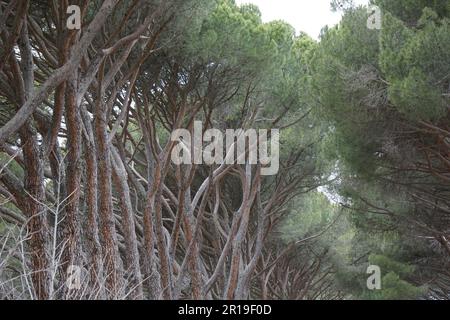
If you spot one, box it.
[235,0,369,39]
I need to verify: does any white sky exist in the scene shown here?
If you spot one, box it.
[235,0,369,39]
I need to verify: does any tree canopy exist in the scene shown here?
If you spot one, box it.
[0,0,449,300]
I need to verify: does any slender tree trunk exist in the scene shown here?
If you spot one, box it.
[81,106,104,296]
[94,93,122,297]
[60,74,83,282]
[111,147,143,299]
[20,126,50,300]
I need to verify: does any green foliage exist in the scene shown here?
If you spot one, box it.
[389,68,445,120]
[367,272,424,300]
[281,192,338,242]
[189,0,276,72]
[308,1,450,300]
[369,254,415,277]
[363,254,425,300]
[375,0,450,23]
[380,9,449,121]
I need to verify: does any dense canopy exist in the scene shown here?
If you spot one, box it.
[0,0,449,300]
